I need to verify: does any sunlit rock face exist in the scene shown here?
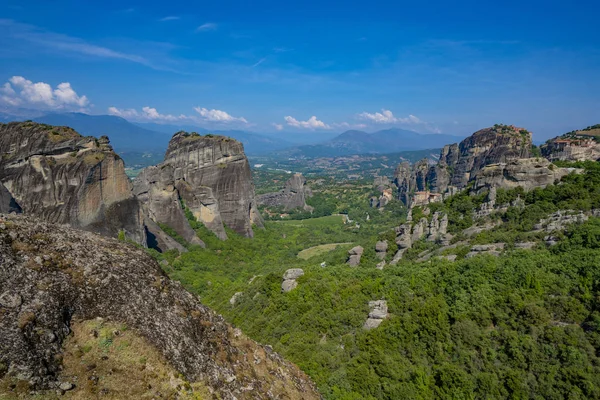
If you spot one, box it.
[134,132,263,248]
[0,122,145,243]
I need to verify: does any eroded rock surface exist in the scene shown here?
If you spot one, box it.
[347,246,364,267]
[257,173,313,211]
[134,132,263,246]
[0,122,145,244]
[281,268,304,292]
[0,215,319,399]
[363,300,388,330]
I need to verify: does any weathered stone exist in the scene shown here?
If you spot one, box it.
[257,173,312,211]
[472,158,578,194]
[59,382,74,391]
[542,135,600,162]
[347,246,364,266]
[229,292,243,306]
[0,122,145,244]
[375,241,388,260]
[376,261,386,270]
[0,291,22,308]
[0,215,319,398]
[534,210,590,233]
[281,280,298,293]
[283,268,305,281]
[0,182,21,214]
[134,132,263,247]
[363,300,388,329]
[514,242,536,250]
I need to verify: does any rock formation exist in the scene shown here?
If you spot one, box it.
[257,173,313,211]
[394,125,536,206]
[471,158,578,194]
[363,300,388,330]
[0,215,319,399]
[542,126,600,162]
[347,246,364,267]
[0,183,20,214]
[375,241,388,260]
[0,122,145,244]
[134,132,263,246]
[391,211,449,263]
[282,268,304,292]
[465,243,505,258]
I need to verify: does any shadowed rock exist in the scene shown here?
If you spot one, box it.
[347,246,364,267]
[257,173,313,211]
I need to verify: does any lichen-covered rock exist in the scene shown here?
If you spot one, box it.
[134,132,263,245]
[347,246,364,267]
[257,173,313,211]
[0,215,319,399]
[0,122,145,244]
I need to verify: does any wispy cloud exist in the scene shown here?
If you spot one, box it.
[252,57,266,68]
[194,107,247,123]
[0,19,181,73]
[358,109,441,133]
[196,23,217,32]
[159,16,180,22]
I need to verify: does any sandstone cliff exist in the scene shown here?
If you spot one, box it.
[134,132,263,245]
[0,122,145,243]
[0,214,319,399]
[257,173,313,211]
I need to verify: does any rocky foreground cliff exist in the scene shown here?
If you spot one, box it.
[134,132,263,249]
[0,122,145,243]
[0,214,319,399]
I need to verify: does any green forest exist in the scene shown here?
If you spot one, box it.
[151,161,600,399]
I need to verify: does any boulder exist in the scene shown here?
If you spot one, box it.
[363,300,389,330]
[282,268,304,292]
[347,246,364,267]
[375,241,388,260]
[229,292,243,306]
[281,280,299,293]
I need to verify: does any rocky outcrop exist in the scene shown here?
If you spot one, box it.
[257,173,313,211]
[375,241,388,260]
[282,268,304,292]
[391,211,449,263]
[347,246,364,267]
[0,122,145,244]
[394,125,535,205]
[533,210,599,233]
[134,132,263,245]
[471,158,579,194]
[363,300,389,330]
[465,243,505,258]
[0,182,20,214]
[0,215,319,399]
[542,129,600,162]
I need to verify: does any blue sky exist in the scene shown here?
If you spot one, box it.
[0,0,598,140]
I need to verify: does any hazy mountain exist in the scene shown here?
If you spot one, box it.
[272,128,465,158]
[134,122,294,155]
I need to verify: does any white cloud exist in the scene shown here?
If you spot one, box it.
[108,106,180,121]
[194,107,247,123]
[196,23,217,32]
[284,115,331,130]
[0,75,89,111]
[272,123,284,131]
[358,109,421,124]
[332,122,368,130]
[159,16,180,21]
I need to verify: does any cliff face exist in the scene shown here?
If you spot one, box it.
[257,173,312,211]
[0,122,145,243]
[0,214,319,399]
[134,132,263,244]
[395,125,534,205]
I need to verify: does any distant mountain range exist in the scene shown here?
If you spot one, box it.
[273,128,465,158]
[1,111,465,160]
